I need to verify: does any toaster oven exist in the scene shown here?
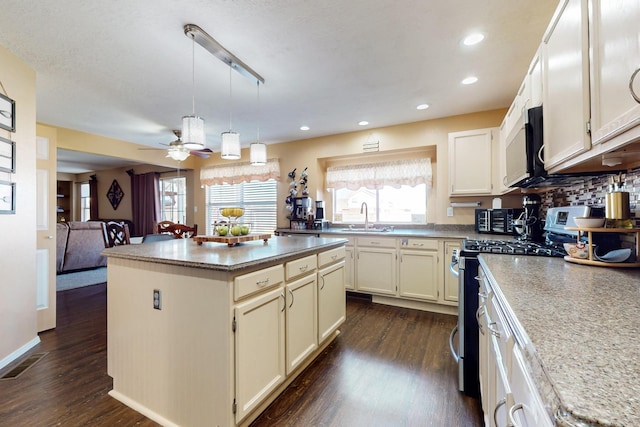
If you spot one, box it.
[474,208,524,235]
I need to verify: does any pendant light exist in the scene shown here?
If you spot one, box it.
[221,64,241,160]
[182,33,205,150]
[250,81,267,166]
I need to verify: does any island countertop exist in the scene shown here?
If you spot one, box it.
[479,254,640,426]
[102,235,348,272]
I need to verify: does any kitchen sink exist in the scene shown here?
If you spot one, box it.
[339,227,391,233]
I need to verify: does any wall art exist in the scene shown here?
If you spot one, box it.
[0,180,15,214]
[0,93,15,132]
[0,136,15,173]
[107,179,124,210]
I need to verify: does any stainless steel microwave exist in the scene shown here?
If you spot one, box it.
[504,106,544,188]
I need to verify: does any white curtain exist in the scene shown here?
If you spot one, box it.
[326,158,432,190]
[200,158,280,186]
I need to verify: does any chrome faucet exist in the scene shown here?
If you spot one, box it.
[360,202,369,230]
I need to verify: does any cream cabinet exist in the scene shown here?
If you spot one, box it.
[355,237,397,296]
[443,241,460,303]
[318,257,346,343]
[448,128,494,196]
[285,273,318,375]
[398,238,438,301]
[234,286,286,422]
[589,0,640,146]
[344,245,355,290]
[542,0,591,169]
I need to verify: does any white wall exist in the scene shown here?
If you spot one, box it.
[0,44,39,367]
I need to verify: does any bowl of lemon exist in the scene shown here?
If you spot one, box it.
[220,207,244,219]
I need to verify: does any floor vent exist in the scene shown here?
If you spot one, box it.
[0,352,48,381]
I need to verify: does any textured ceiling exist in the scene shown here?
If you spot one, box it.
[0,0,558,157]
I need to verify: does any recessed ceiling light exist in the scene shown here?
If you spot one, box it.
[416,104,429,110]
[463,33,485,46]
[300,126,310,131]
[358,121,369,126]
[462,76,478,85]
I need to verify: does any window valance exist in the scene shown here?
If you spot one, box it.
[326,158,432,190]
[200,158,280,186]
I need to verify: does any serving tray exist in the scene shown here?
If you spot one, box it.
[194,234,271,247]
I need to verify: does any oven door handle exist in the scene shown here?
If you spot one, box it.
[449,260,459,278]
[449,324,460,362]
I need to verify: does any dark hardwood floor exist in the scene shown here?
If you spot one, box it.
[0,285,482,426]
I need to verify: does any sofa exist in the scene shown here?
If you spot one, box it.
[56,221,108,274]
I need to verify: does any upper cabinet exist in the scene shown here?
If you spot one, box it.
[589,0,640,146]
[542,0,591,170]
[448,127,496,196]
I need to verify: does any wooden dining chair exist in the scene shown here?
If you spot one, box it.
[156,221,198,239]
[102,221,131,247]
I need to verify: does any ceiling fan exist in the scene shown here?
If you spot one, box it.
[140,130,213,160]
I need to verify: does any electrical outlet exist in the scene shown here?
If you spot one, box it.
[153,289,161,310]
[447,207,454,217]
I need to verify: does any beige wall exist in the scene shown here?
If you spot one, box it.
[0,45,38,366]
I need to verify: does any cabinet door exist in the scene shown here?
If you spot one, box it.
[589,0,640,145]
[448,128,493,195]
[398,249,438,301]
[344,246,355,290]
[235,287,285,423]
[356,247,397,295]
[542,0,591,169]
[443,241,460,303]
[285,274,318,375]
[509,347,553,427]
[318,261,346,343]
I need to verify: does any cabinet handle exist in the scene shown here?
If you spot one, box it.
[412,243,424,247]
[370,241,380,245]
[487,322,501,339]
[630,67,640,104]
[256,278,270,287]
[320,275,325,290]
[474,275,482,282]
[299,264,308,272]
[331,254,337,260]
[494,398,506,426]
[508,403,524,427]
[478,291,487,301]
[288,288,294,308]
[280,292,285,312]
[476,305,486,335]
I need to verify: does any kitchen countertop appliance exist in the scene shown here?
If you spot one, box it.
[448,205,605,399]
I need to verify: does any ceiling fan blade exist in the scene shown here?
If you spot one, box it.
[190,150,210,158]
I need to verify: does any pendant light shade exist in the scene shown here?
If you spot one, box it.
[250,142,267,165]
[221,131,241,159]
[181,115,205,150]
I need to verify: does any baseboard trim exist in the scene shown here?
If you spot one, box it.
[0,336,41,371]
[108,390,180,427]
[372,295,458,316]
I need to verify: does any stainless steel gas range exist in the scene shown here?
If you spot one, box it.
[449,205,604,398]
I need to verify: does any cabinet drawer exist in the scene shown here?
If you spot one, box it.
[400,238,438,250]
[285,254,317,281]
[234,264,284,301]
[356,236,396,249]
[318,246,346,268]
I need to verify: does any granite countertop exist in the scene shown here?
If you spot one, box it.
[275,226,487,240]
[479,254,640,426]
[102,236,348,272]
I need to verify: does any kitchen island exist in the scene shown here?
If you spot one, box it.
[479,254,640,426]
[102,236,348,427]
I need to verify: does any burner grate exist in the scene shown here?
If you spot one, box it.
[463,239,566,257]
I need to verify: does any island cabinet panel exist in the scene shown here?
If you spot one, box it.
[285,254,317,281]
[285,273,318,374]
[318,256,346,343]
[234,264,284,301]
[235,286,286,423]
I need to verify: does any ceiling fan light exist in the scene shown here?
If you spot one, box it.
[166,146,190,161]
[221,131,241,160]
[250,142,267,165]
[182,115,205,150]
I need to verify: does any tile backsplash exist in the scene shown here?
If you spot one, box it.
[539,168,639,226]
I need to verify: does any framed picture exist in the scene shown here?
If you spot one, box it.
[106,179,124,210]
[0,93,15,132]
[0,137,15,173]
[0,180,15,214]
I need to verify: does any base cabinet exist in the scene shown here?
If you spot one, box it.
[318,260,346,343]
[285,273,318,375]
[398,242,438,301]
[344,245,355,290]
[355,237,397,296]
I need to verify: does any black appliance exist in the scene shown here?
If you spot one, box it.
[520,194,543,242]
[449,235,567,398]
[474,208,524,235]
[506,106,615,189]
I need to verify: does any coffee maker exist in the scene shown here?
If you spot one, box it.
[313,200,328,230]
[516,194,543,241]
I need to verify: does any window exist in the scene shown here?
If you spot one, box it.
[159,176,186,223]
[205,179,278,235]
[80,182,90,222]
[333,184,427,224]
[327,158,431,224]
